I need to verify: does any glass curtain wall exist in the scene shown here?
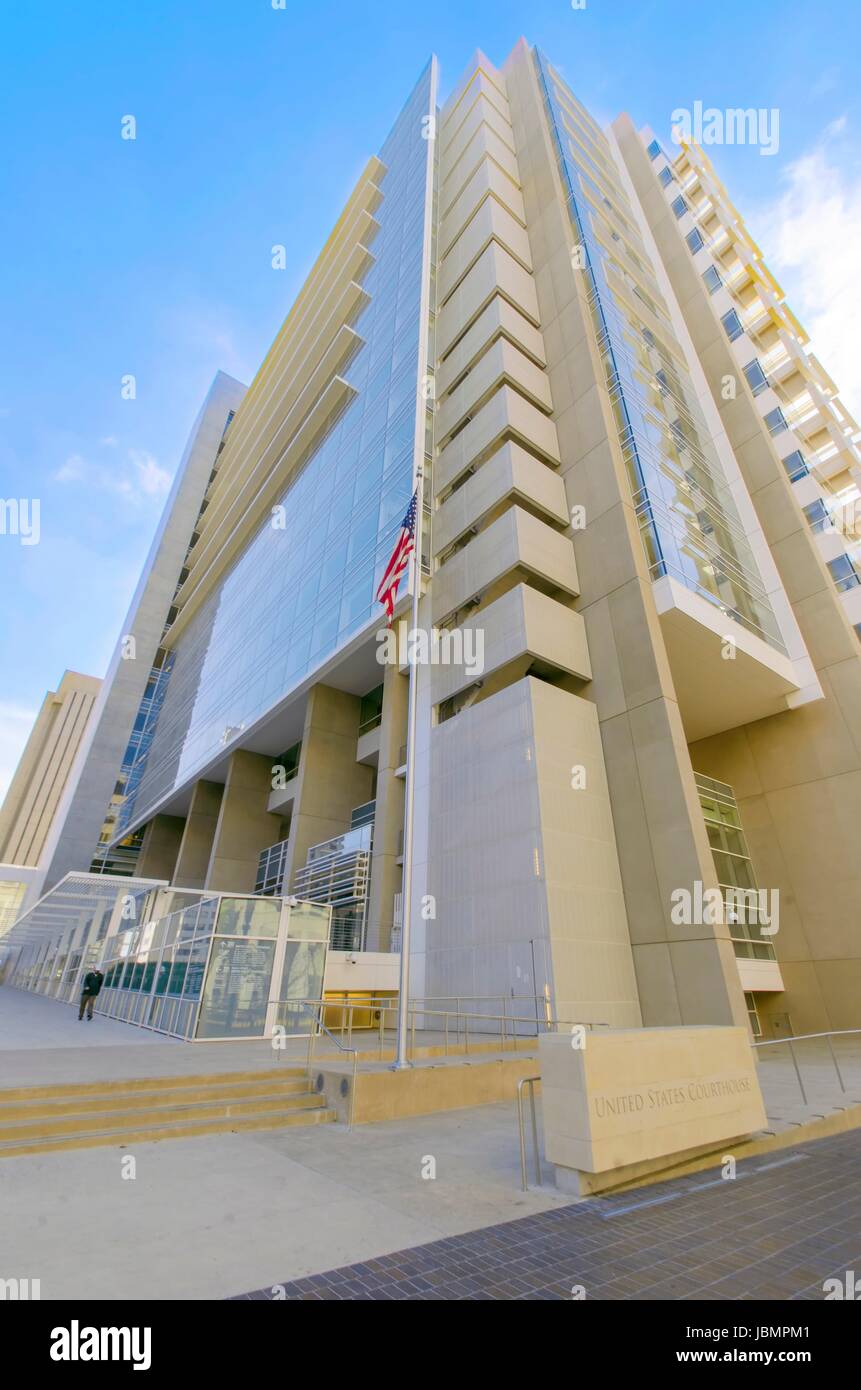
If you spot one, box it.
[115,61,437,839]
[534,51,785,654]
[695,772,778,962]
[96,894,330,1040]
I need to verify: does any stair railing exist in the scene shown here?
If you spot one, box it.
[752,1028,861,1106]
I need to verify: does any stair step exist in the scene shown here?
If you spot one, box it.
[0,1105,337,1158]
[0,1091,326,1142]
[0,1066,307,1104]
[0,1075,310,1120]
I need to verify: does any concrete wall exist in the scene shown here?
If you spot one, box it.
[424,676,642,1027]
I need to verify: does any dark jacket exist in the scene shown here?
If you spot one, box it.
[81,970,104,997]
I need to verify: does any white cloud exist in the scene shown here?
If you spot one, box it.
[824,114,848,139]
[53,454,87,484]
[129,450,171,497]
[52,448,172,504]
[0,702,38,806]
[753,120,861,419]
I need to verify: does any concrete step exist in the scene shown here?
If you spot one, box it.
[0,1075,310,1121]
[0,1103,337,1159]
[0,1090,327,1142]
[0,1066,307,1104]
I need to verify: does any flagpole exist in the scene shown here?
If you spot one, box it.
[392,465,423,1070]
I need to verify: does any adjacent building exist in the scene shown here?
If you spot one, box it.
[6,44,861,1042]
[0,669,100,870]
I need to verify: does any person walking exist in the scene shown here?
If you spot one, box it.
[78,967,105,1021]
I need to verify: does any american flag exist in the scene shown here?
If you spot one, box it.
[375,489,418,626]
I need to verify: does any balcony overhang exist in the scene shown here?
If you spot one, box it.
[735,955,784,994]
[653,575,806,742]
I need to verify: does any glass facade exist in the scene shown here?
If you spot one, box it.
[828,553,861,592]
[534,52,786,655]
[9,886,331,1041]
[0,878,29,943]
[292,822,374,952]
[695,773,778,963]
[781,449,809,482]
[7,878,163,1003]
[115,62,435,837]
[91,652,175,874]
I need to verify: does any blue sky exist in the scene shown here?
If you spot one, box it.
[2,0,860,799]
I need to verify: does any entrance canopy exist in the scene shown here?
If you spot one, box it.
[0,872,168,951]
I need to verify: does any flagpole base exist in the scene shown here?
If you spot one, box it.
[389,1059,413,1072]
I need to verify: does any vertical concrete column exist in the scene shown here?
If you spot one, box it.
[205,751,282,893]
[503,42,747,1029]
[366,665,408,951]
[135,814,185,882]
[172,780,224,889]
[282,685,375,890]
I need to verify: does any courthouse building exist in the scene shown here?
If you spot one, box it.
[5,42,861,1044]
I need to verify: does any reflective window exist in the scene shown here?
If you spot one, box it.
[216,896,279,938]
[276,941,327,1034]
[702,264,723,295]
[196,939,275,1039]
[781,449,809,481]
[765,406,788,436]
[828,554,861,592]
[694,773,777,963]
[802,498,832,534]
[743,359,769,396]
[722,308,744,342]
[358,683,384,734]
[287,902,332,942]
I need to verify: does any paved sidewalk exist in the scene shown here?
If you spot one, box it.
[232,1129,861,1301]
[0,1101,570,1300]
[0,985,178,1052]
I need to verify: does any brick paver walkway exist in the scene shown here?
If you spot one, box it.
[232,1130,861,1300]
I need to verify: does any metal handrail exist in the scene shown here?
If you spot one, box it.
[275,995,608,1060]
[404,1006,607,1059]
[752,1027,861,1105]
[270,999,359,1131]
[517,1076,541,1191]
